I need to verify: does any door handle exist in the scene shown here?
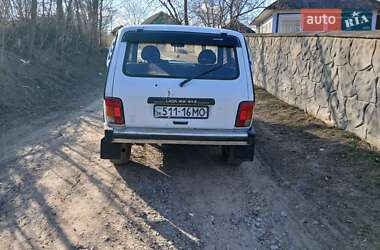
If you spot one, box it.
[173,121,188,125]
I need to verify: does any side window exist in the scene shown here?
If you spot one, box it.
[106,34,118,68]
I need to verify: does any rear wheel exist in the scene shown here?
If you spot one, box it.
[111,144,132,165]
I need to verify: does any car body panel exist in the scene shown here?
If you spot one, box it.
[105,25,254,131]
[103,25,255,145]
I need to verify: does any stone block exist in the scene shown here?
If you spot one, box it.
[287,87,297,106]
[279,38,290,55]
[328,93,347,128]
[378,79,380,105]
[350,39,375,71]
[345,97,369,140]
[321,65,335,92]
[304,80,316,99]
[295,78,303,97]
[332,39,351,66]
[301,38,317,61]
[290,38,302,58]
[317,107,333,126]
[317,37,334,65]
[373,41,380,75]
[337,65,357,97]
[345,97,368,129]
[309,59,324,83]
[330,65,340,92]
[297,59,310,77]
[366,104,380,148]
[306,99,320,116]
[353,70,378,103]
[315,84,330,107]
[289,57,298,76]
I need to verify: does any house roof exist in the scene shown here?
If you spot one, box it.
[142,11,180,25]
[251,0,380,25]
[223,20,255,33]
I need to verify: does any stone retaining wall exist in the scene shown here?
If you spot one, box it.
[246,32,380,149]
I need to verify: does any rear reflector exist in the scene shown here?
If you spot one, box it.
[235,101,255,127]
[105,97,125,125]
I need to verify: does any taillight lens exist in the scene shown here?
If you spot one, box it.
[105,97,125,125]
[235,101,255,127]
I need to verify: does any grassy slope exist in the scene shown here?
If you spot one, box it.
[0,50,105,130]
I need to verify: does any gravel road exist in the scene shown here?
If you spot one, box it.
[1,89,379,250]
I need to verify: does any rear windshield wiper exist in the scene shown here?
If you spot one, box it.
[179,64,225,87]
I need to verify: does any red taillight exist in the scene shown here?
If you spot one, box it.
[235,101,255,127]
[105,97,125,125]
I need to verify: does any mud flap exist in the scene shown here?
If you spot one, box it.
[222,143,255,165]
[100,137,122,159]
[233,144,255,162]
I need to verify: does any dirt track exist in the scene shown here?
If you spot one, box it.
[0,89,379,250]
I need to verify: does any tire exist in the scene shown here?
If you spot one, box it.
[111,144,132,166]
[221,146,242,166]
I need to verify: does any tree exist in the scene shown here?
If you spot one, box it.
[0,24,4,65]
[29,0,37,58]
[157,0,186,24]
[0,0,11,64]
[116,0,151,25]
[192,0,228,27]
[99,0,104,45]
[90,0,99,52]
[225,0,265,22]
[192,0,265,27]
[184,0,189,25]
[56,0,64,54]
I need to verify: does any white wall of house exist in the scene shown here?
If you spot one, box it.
[259,16,274,33]
[257,11,300,33]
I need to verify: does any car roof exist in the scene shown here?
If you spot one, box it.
[118,25,243,39]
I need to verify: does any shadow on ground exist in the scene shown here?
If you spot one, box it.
[1,98,380,249]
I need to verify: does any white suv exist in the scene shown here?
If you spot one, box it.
[101,25,256,165]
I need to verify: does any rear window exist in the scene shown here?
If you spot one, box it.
[123,41,239,80]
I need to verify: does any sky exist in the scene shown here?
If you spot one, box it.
[111,0,161,28]
[111,0,380,28]
[110,0,267,29]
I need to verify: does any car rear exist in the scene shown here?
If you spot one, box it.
[101,25,255,165]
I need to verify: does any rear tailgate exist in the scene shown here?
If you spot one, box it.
[112,75,249,130]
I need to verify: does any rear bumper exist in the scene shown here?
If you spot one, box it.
[100,127,256,160]
[103,127,256,145]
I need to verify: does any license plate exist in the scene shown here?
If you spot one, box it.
[154,106,209,119]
